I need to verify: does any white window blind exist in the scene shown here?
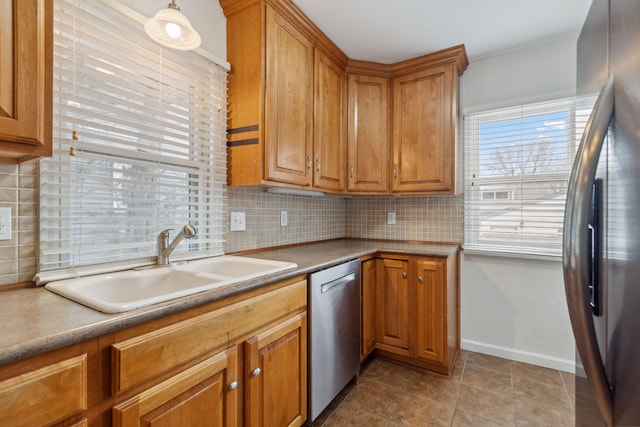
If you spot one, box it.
[40,0,227,273]
[463,98,591,258]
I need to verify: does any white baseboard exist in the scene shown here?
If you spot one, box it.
[461,339,575,373]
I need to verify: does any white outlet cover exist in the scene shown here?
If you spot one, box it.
[230,211,246,232]
[387,212,396,225]
[280,211,288,227]
[0,207,11,240]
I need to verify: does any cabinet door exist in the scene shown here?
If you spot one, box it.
[245,312,307,427]
[264,6,313,186]
[392,64,456,193]
[113,346,239,427]
[361,259,376,360]
[0,355,87,427]
[375,258,410,355]
[415,258,446,364]
[313,50,346,191]
[347,74,389,193]
[0,0,52,160]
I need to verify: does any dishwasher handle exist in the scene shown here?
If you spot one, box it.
[321,273,356,294]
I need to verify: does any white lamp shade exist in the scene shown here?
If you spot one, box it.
[144,7,202,50]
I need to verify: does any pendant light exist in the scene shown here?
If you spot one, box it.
[145,1,201,50]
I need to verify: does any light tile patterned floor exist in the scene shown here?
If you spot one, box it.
[314,351,575,426]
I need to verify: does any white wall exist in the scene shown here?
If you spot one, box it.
[459,35,578,372]
[120,0,227,60]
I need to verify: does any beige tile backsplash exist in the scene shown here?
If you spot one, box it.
[0,162,38,285]
[224,187,347,253]
[0,170,463,285]
[345,195,463,243]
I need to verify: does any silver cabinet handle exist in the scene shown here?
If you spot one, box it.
[350,166,354,178]
[418,276,423,283]
[563,74,614,427]
[251,368,261,377]
[228,381,238,391]
[316,158,321,172]
[402,272,407,279]
[307,156,312,170]
[393,165,398,179]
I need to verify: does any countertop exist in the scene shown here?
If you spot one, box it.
[0,239,458,367]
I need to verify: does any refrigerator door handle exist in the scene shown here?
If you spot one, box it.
[563,75,614,426]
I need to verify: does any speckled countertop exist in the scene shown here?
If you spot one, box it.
[0,239,458,367]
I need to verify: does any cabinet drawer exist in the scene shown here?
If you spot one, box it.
[112,279,307,394]
[0,355,87,427]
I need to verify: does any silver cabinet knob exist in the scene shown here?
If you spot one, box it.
[402,272,407,279]
[418,276,424,283]
[228,381,238,391]
[251,368,261,377]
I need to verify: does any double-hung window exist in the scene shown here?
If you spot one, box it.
[39,0,228,275]
[463,98,590,258]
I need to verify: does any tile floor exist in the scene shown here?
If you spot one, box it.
[313,351,575,426]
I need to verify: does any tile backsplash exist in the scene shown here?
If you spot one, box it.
[345,195,463,243]
[0,174,463,286]
[224,187,346,253]
[0,162,38,285]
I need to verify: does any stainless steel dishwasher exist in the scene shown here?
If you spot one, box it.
[308,259,360,422]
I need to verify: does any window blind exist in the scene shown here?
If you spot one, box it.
[463,97,592,257]
[40,0,227,272]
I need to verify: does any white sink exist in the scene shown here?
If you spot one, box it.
[45,256,297,313]
[178,255,298,279]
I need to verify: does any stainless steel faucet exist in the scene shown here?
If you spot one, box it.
[157,224,197,265]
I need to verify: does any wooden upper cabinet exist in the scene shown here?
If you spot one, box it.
[0,0,52,161]
[223,0,347,192]
[347,74,389,193]
[392,64,455,193]
[264,6,314,186]
[391,47,468,194]
[313,51,346,192]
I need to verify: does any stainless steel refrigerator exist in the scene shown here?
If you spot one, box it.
[564,0,640,425]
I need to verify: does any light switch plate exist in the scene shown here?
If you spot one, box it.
[230,212,246,232]
[280,211,288,227]
[387,212,396,225]
[0,207,11,240]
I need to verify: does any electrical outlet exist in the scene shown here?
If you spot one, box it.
[280,211,288,227]
[387,212,396,225]
[230,212,246,232]
[0,207,11,240]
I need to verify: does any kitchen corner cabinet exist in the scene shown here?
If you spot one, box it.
[0,0,53,161]
[361,258,376,360]
[375,252,459,375]
[222,0,346,192]
[347,74,390,193]
[390,47,468,194]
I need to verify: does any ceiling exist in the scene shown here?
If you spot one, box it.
[292,0,593,63]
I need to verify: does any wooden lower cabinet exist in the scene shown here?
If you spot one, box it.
[0,276,308,427]
[0,354,88,427]
[374,253,459,375]
[360,258,376,360]
[113,347,239,427]
[245,312,307,427]
[375,258,410,355]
